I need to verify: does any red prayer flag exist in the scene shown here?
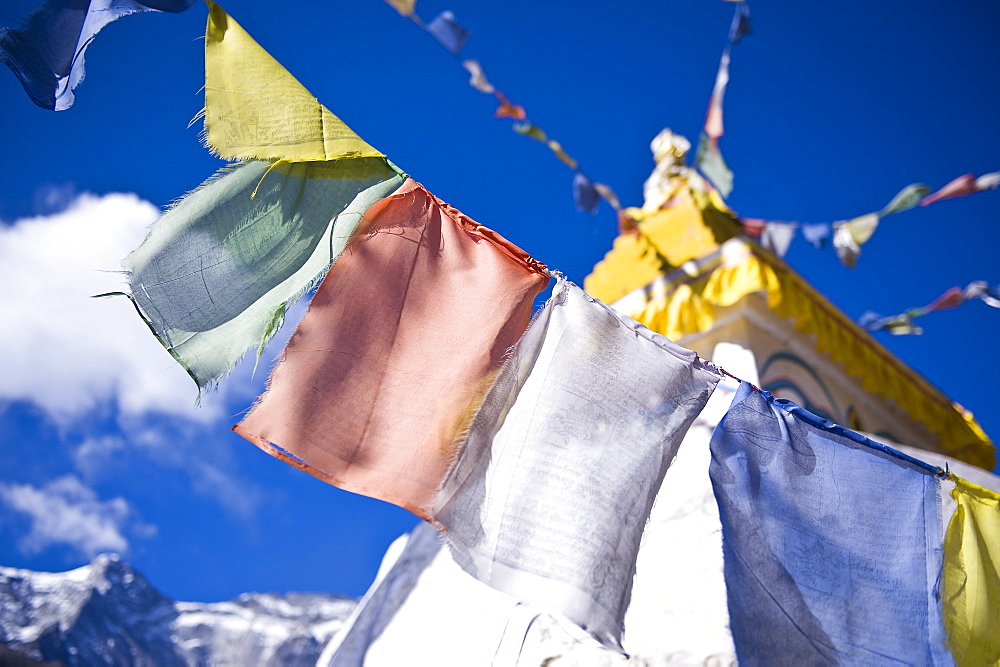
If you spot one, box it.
[235,179,549,520]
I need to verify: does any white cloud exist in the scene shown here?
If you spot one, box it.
[0,192,240,423]
[0,475,152,558]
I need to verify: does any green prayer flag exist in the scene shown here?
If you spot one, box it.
[880,183,930,217]
[127,157,405,390]
[695,133,733,199]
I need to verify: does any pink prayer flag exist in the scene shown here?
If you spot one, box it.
[494,92,526,120]
[921,173,978,206]
[704,50,730,141]
[234,179,549,520]
[740,217,766,238]
[924,286,964,312]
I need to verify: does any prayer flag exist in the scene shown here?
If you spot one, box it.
[980,286,1000,309]
[127,158,406,390]
[801,222,830,248]
[962,280,989,300]
[704,50,730,141]
[832,213,878,268]
[760,222,796,258]
[425,10,468,56]
[728,1,751,44]
[859,311,923,335]
[0,0,194,111]
[547,140,578,169]
[235,179,549,520]
[710,383,951,665]
[942,476,1000,665]
[203,1,382,162]
[880,183,930,216]
[573,172,599,214]
[921,173,978,206]
[382,0,415,17]
[593,183,620,211]
[739,217,766,237]
[433,279,719,650]
[495,93,526,120]
[925,286,965,312]
[975,171,1000,191]
[695,133,733,198]
[513,122,546,142]
[461,59,494,93]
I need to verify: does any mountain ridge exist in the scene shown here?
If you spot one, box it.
[0,554,356,666]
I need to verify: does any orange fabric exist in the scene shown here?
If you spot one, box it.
[234,179,549,519]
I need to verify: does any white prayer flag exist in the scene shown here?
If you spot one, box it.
[433,279,719,649]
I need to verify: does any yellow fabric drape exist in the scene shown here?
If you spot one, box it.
[943,476,1000,666]
[204,1,383,162]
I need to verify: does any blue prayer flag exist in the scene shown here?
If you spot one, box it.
[0,0,193,110]
[710,383,951,665]
[424,10,469,56]
[572,172,599,214]
[728,2,751,45]
[801,222,831,249]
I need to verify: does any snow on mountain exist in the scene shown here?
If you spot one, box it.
[0,554,356,666]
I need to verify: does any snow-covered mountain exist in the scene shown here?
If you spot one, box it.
[0,554,356,666]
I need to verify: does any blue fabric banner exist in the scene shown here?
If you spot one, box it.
[0,0,194,110]
[709,382,952,665]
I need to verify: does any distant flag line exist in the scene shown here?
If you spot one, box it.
[739,172,999,268]
[860,280,1000,336]
[380,0,623,217]
[6,1,999,661]
[692,0,751,199]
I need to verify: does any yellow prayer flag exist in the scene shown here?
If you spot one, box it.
[845,212,879,245]
[383,0,416,16]
[943,476,1000,666]
[204,1,383,162]
[547,140,578,170]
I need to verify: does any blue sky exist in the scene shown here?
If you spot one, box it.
[0,0,997,603]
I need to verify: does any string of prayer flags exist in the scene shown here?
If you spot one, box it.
[235,179,549,520]
[831,212,878,268]
[384,3,621,217]
[424,10,469,56]
[880,182,931,216]
[124,158,406,390]
[859,310,924,336]
[860,279,1000,336]
[695,3,749,198]
[203,1,382,162]
[739,166,997,265]
[0,0,194,111]
[941,476,1000,665]
[922,171,1000,206]
[710,382,951,665]
[433,278,719,650]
